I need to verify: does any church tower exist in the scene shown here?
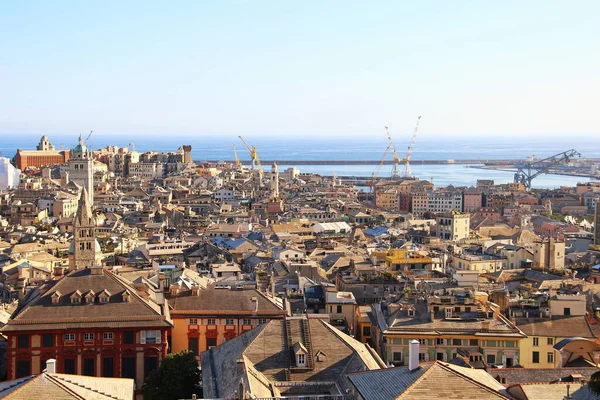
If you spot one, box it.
[270,161,279,200]
[69,134,94,205]
[69,188,97,271]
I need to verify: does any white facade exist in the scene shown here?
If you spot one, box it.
[0,157,20,189]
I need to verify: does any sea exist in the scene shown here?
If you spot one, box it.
[1,133,599,190]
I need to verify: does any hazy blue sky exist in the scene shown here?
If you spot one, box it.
[1,1,599,138]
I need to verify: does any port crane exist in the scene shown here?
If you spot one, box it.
[385,126,402,179]
[370,145,391,192]
[513,149,580,190]
[238,136,264,179]
[233,145,242,169]
[402,116,421,178]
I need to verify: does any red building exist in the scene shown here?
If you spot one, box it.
[2,267,172,399]
[14,149,69,170]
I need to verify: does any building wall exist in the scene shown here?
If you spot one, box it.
[6,328,168,395]
[170,315,284,359]
[518,335,561,368]
[382,334,521,367]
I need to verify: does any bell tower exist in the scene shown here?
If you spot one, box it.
[69,134,94,205]
[69,188,97,270]
[271,161,279,200]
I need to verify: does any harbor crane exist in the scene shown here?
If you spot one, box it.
[233,145,242,169]
[238,136,264,179]
[385,126,402,179]
[370,145,391,192]
[402,116,421,178]
[513,149,581,190]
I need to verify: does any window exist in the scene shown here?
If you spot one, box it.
[363,326,371,337]
[143,330,158,344]
[533,337,539,346]
[418,339,426,345]
[64,333,75,341]
[123,331,134,344]
[547,352,554,363]
[206,337,217,349]
[83,357,95,376]
[564,308,571,316]
[445,307,453,318]
[144,356,158,379]
[188,337,199,356]
[393,352,402,362]
[225,319,234,325]
[103,332,113,340]
[408,309,415,317]
[470,339,478,346]
[122,357,135,379]
[84,333,94,341]
[436,338,445,345]
[436,352,445,360]
[532,351,540,363]
[258,319,267,324]
[17,334,29,349]
[16,360,31,378]
[297,353,306,367]
[487,354,496,364]
[207,319,216,325]
[419,353,426,361]
[42,334,54,348]
[189,318,198,325]
[64,358,76,374]
[103,357,114,377]
[243,319,251,325]
[547,338,554,345]
[452,339,461,346]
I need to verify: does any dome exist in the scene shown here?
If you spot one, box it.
[73,134,87,153]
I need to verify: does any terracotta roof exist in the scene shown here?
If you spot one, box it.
[170,288,284,315]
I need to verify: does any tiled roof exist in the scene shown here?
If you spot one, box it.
[0,372,134,400]
[348,361,510,400]
[514,316,595,338]
[170,288,284,315]
[2,269,171,332]
[492,367,600,387]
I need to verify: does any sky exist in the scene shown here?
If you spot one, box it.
[1,1,599,138]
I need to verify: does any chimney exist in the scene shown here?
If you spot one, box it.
[158,272,165,292]
[409,340,420,371]
[251,297,258,313]
[191,285,200,296]
[481,320,490,331]
[46,358,57,373]
[430,310,435,321]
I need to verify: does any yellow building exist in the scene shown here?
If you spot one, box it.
[355,305,374,344]
[371,249,433,273]
[169,287,286,359]
[450,250,507,274]
[375,188,398,210]
[326,291,357,329]
[436,210,470,242]
[372,295,526,367]
[515,316,595,368]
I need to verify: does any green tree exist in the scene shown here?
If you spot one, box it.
[142,350,201,400]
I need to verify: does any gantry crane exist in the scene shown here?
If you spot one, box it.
[514,149,580,190]
[370,145,391,192]
[403,116,421,178]
[238,136,264,179]
[233,145,242,169]
[385,126,402,179]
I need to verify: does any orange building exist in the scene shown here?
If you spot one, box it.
[14,149,69,170]
[169,286,286,359]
